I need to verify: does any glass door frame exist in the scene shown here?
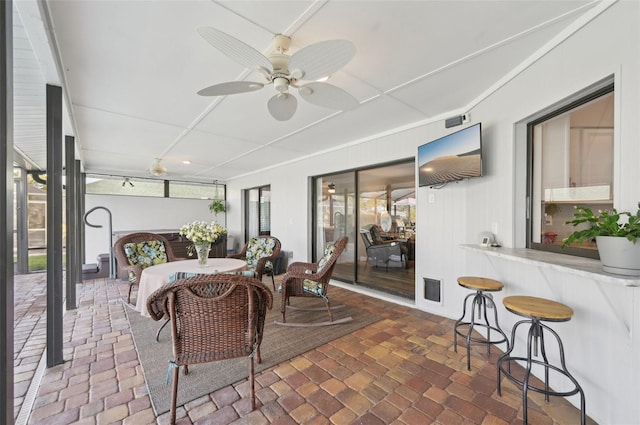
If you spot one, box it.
[312,158,415,299]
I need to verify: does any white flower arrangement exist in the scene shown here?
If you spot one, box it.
[179,220,227,247]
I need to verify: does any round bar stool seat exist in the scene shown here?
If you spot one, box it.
[497,296,585,425]
[458,276,504,292]
[453,276,509,370]
[503,296,574,321]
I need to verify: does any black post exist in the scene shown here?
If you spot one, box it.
[0,0,14,421]
[46,84,64,367]
[75,161,83,280]
[79,169,86,265]
[65,135,77,310]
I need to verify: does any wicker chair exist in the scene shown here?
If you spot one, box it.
[146,274,273,425]
[113,232,181,304]
[277,236,349,326]
[227,236,281,289]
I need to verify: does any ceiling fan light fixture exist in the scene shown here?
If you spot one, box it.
[290,69,304,79]
[149,158,167,176]
[328,182,336,194]
[273,77,289,92]
[299,86,313,96]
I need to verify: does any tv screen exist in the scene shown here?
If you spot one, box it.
[418,123,482,187]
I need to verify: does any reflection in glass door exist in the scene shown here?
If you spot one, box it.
[313,160,415,299]
[314,172,355,284]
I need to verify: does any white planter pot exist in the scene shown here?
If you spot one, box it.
[596,236,640,276]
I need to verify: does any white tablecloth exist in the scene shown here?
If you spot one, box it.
[133,258,247,317]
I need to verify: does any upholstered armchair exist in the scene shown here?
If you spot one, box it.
[360,225,407,270]
[227,236,281,289]
[113,232,182,303]
[278,236,348,326]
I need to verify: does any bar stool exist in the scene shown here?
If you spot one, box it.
[453,276,509,370]
[497,296,585,425]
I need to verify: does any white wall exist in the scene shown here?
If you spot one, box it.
[84,194,213,261]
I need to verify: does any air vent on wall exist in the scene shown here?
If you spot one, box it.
[424,277,442,303]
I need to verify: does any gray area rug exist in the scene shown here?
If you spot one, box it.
[125,297,381,415]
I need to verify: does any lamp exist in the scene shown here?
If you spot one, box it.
[122,177,134,188]
[327,183,336,194]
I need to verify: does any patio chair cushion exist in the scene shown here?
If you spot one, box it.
[317,243,337,271]
[302,279,324,295]
[301,243,336,295]
[123,240,169,282]
[245,237,277,272]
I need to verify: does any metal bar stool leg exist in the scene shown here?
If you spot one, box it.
[497,296,586,425]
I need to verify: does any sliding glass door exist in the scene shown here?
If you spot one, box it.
[313,160,415,299]
[314,172,356,283]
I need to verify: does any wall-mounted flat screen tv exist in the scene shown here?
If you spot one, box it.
[418,122,482,187]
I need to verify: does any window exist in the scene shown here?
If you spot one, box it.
[244,185,271,240]
[85,174,223,200]
[169,181,225,200]
[85,174,165,197]
[527,81,614,258]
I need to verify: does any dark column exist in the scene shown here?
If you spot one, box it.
[75,161,83,279]
[46,84,64,367]
[15,170,27,273]
[65,135,77,310]
[0,0,14,421]
[79,170,86,264]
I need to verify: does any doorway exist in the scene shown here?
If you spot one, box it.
[313,160,415,299]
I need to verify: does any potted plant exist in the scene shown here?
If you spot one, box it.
[208,199,226,216]
[563,203,640,276]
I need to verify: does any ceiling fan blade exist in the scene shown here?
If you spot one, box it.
[298,82,359,111]
[197,81,264,96]
[289,40,356,81]
[267,93,297,121]
[198,27,273,73]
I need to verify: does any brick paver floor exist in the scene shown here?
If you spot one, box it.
[14,274,593,424]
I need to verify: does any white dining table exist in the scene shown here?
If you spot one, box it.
[133,258,247,317]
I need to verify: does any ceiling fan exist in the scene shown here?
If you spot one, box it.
[197,27,359,121]
[149,158,167,177]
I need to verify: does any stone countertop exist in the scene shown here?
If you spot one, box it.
[461,244,640,287]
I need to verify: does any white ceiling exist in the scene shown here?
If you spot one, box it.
[13,0,604,183]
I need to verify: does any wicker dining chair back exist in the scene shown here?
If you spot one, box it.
[227,236,282,289]
[146,274,273,424]
[113,232,181,304]
[278,236,348,325]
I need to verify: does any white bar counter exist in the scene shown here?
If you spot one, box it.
[461,244,640,424]
[461,244,640,287]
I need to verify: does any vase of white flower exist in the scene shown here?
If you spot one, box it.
[179,220,228,267]
[194,243,211,267]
